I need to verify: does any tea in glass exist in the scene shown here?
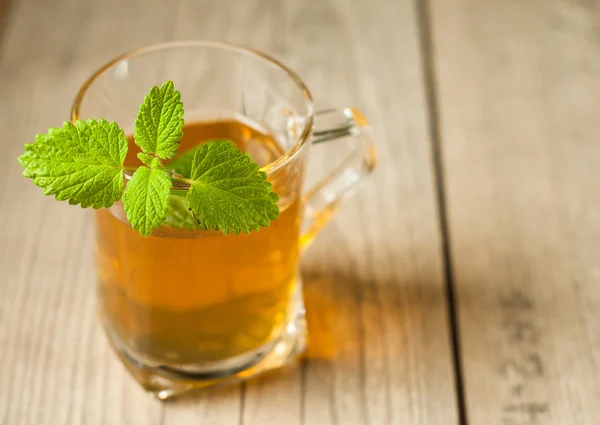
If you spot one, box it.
[97,117,301,367]
[72,41,376,398]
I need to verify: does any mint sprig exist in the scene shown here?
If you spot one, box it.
[18,80,280,236]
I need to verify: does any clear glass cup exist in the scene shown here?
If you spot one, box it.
[71,41,377,399]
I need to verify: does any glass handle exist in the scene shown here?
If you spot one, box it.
[300,107,377,248]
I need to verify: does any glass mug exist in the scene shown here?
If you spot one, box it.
[71,41,376,399]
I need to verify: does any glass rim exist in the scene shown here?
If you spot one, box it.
[70,40,315,174]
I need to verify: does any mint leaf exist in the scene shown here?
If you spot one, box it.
[137,152,161,168]
[122,166,173,236]
[164,194,207,230]
[186,141,280,235]
[134,80,184,160]
[18,119,127,208]
[167,140,231,178]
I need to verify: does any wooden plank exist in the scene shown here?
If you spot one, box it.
[429,1,600,423]
[261,1,459,424]
[0,1,174,424]
[0,0,458,424]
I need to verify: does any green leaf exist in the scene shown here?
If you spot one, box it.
[122,166,173,236]
[167,139,232,178]
[137,152,161,168]
[164,194,207,230]
[18,119,127,208]
[186,141,280,235]
[134,80,184,160]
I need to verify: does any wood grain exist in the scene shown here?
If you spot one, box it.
[280,0,459,423]
[0,0,458,424]
[429,0,600,423]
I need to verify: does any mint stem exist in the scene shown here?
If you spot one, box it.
[122,167,192,187]
[168,170,194,185]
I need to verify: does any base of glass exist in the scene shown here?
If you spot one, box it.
[107,312,307,400]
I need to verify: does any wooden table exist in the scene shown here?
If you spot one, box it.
[1,0,599,424]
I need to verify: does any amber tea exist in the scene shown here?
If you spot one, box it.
[96,118,301,366]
